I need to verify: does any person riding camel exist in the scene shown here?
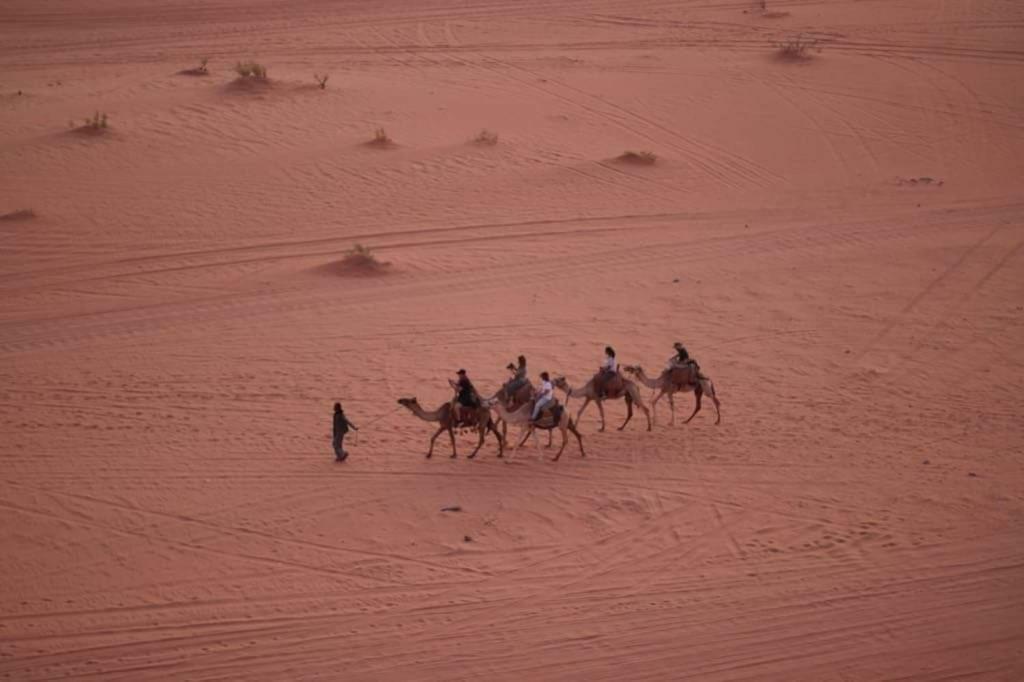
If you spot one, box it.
[531,371,556,424]
[666,341,701,372]
[594,346,620,399]
[502,355,528,397]
[448,369,481,425]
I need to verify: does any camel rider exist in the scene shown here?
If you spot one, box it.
[595,346,619,398]
[503,355,528,395]
[667,341,700,372]
[531,371,555,423]
[449,369,481,423]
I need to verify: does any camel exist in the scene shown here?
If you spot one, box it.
[552,374,651,432]
[623,364,721,425]
[487,380,549,448]
[489,400,585,461]
[396,397,504,459]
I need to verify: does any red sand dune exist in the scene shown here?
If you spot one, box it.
[1,0,1023,679]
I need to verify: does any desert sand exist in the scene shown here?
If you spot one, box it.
[2,0,1023,679]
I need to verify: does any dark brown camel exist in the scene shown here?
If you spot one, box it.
[397,397,504,459]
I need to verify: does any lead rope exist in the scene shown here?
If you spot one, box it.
[352,403,404,447]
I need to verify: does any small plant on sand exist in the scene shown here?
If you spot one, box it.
[314,73,329,90]
[369,127,393,147]
[0,208,36,221]
[777,33,819,60]
[473,129,499,146]
[73,111,108,134]
[234,61,268,81]
[338,243,390,273]
[617,150,657,165]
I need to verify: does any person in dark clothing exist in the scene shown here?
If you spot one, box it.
[332,402,357,462]
[448,369,481,423]
[594,346,619,398]
[666,341,700,373]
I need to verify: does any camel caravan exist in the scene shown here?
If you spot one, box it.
[396,343,721,461]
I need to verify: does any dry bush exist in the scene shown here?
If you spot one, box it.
[314,73,329,89]
[71,111,109,135]
[777,33,819,60]
[473,129,499,146]
[235,61,268,80]
[616,150,657,165]
[0,208,36,221]
[338,243,390,273]
[368,127,394,147]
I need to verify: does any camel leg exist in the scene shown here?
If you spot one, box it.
[546,429,554,449]
[650,390,663,426]
[618,396,633,431]
[641,401,652,431]
[553,425,568,461]
[488,420,505,458]
[596,400,608,432]
[684,385,703,424]
[667,391,676,426]
[448,426,458,457]
[569,419,585,457]
[517,427,534,449]
[468,425,486,459]
[427,424,448,458]
[575,398,592,427]
[705,381,722,425]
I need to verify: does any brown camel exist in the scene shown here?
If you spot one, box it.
[623,364,721,425]
[552,375,651,432]
[397,397,504,459]
[489,400,585,461]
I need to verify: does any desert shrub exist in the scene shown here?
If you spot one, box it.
[473,129,499,146]
[314,73,329,89]
[777,33,819,60]
[78,111,108,131]
[342,243,389,270]
[370,127,393,146]
[235,61,268,80]
[617,150,657,165]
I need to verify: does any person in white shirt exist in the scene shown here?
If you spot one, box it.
[531,371,555,422]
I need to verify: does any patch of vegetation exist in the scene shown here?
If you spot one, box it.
[616,150,657,165]
[473,129,499,146]
[0,208,36,222]
[368,127,394,147]
[314,73,329,90]
[71,111,109,135]
[777,33,819,60]
[234,61,268,80]
[340,243,390,272]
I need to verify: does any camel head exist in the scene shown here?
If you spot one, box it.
[397,397,419,410]
[623,365,639,375]
[552,376,569,391]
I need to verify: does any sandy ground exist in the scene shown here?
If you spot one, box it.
[2,0,1023,679]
